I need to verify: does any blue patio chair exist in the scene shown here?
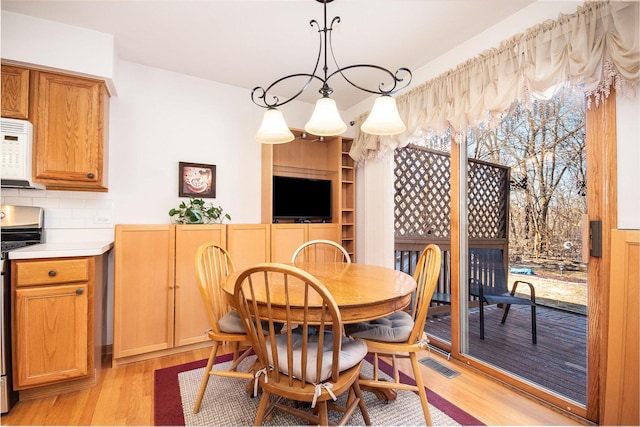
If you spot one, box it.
[468,248,537,344]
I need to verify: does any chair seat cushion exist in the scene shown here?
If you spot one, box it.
[345,311,414,343]
[271,330,367,384]
[217,310,246,334]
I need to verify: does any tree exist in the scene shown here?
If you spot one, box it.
[469,85,586,259]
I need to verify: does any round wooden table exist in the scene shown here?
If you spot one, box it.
[223,262,416,324]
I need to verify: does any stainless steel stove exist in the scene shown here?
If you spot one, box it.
[1,205,44,413]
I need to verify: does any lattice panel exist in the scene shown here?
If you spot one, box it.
[394,145,509,240]
[467,161,509,239]
[394,147,451,238]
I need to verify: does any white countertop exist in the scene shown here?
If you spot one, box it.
[8,241,114,260]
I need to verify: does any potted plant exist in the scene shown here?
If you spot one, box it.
[168,197,231,224]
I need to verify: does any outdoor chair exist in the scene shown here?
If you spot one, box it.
[193,243,255,414]
[345,244,442,426]
[233,263,371,426]
[468,248,537,344]
[291,239,352,263]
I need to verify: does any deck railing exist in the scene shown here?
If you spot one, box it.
[395,238,509,310]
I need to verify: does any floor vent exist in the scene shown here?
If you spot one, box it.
[419,357,460,379]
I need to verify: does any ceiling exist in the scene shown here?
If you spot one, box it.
[1,0,537,109]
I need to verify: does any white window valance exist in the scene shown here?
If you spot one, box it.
[350,0,639,164]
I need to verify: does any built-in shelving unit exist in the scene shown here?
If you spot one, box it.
[340,137,356,260]
[261,129,356,261]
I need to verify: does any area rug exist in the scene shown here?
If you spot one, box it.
[154,353,483,426]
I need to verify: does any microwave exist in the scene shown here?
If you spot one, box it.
[1,118,44,189]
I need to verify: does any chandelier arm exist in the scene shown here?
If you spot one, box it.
[326,64,413,96]
[251,73,326,109]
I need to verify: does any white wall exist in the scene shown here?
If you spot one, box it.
[109,60,262,225]
[1,11,118,95]
[616,94,640,229]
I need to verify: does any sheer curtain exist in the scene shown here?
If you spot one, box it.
[350,0,639,164]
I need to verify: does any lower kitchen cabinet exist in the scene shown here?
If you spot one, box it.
[11,255,105,394]
[226,224,270,271]
[174,225,226,347]
[113,224,225,365]
[113,222,341,364]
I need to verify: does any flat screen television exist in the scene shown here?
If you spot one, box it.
[272,176,332,221]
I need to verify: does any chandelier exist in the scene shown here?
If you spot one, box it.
[251,0,412,144]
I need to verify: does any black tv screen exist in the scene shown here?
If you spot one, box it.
[273,176,332,221]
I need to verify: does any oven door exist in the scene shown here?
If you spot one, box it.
[1,258,18,413]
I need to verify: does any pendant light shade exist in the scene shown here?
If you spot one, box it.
[360,95,406,136]
[304,97,347,136]
[255,108,295,144]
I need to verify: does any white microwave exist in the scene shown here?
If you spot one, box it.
[1,118,43,189]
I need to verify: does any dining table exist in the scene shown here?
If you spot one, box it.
[223,261,417,402]
[222,261,417,324]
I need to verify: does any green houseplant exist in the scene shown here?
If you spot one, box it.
[168,197,231,224]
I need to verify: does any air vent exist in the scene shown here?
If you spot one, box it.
[0,118,30,134]
[419,357,460,379]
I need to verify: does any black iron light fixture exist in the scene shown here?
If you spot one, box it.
[251,0,412,144]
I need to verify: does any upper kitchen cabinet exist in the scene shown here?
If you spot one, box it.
[1,65,30,119]
[29,70,109,192]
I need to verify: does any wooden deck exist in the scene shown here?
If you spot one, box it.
[425,303,587,404]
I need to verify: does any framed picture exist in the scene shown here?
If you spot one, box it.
[179,162,216,198]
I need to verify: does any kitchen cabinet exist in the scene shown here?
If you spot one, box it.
[11,257,97,390]
[29,69,109,192]
[270,223,340,263]
[113,224,225,365]
[1,65,29,119]
[174,224,226,347]
[226,224,270,271]
[113,222,344,364]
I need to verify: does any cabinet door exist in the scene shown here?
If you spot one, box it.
[30,70,108,191]
[226,224,270,271]
[114,225,175,359]
[603,230,639,425]
[174,224,226,347]
[271,224,307,263]
[308,223,341,243]
[1,65,29,119]
[14,284,88,389]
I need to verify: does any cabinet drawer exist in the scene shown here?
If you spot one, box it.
[15,258,90,286]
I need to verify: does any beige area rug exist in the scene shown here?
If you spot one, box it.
[173,356,479,426]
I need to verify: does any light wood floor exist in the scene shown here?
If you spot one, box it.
[1,344,588,426]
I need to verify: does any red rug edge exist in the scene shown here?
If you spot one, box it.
[153,353,484,426]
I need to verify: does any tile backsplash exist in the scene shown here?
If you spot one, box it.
[1,187,115,242]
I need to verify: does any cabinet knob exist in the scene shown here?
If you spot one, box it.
[48,270,57,277]
[76,289,84,295]
[87,173,95,179]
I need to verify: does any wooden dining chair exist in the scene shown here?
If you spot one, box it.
[291,239,352,263]
[192,242,255,414]
[345,244,442,426]
[233,263,371,426]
